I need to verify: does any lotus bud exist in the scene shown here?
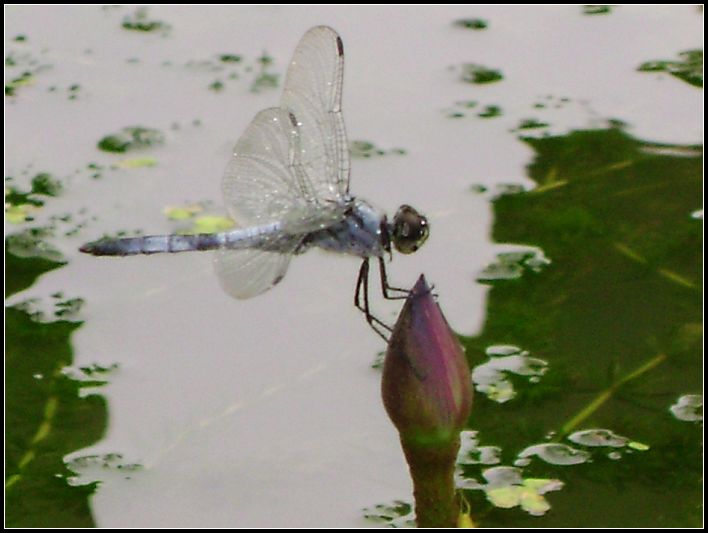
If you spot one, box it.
[381,274,473,527]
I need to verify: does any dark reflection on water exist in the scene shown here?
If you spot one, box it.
[5,251,107,527]
[459,126,702,527]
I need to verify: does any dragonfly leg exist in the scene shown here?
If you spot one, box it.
[354,258,393,341]
[378,256,410,300]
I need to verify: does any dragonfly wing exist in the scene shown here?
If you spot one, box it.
[223,107,346,234]
[224,107,306,227]
[214,247,293,299]
[218,27,352,300]
[281,25,350,201]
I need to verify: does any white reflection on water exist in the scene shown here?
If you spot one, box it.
[669,394,703,422]
[472,345,548,403]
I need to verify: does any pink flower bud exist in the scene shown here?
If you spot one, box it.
[381,275,473,446]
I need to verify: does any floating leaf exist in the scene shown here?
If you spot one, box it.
[5,71,34,96]
[97,127,164,154]
[454,18,488,30]
[97,136,130,153]
[6,227,63,262]
[350,140,407,159]
[249,55,279,93]
[457,430,502,465]
[30,173,62,197]
[477,248,551,282]
[486,486,521,509]
[517,118,550,130]
[362,500,415,527]
[523,478,564,495]
[477,105,503,118]
[517,443,590,466]
[444,100,482,119]
[115,157,158,169]
[459,64,504,84]
[669,394,702,422]
[518,488,551,516]
[209,79,225,92]
[121,7,170,33]
[190,215,234,234]
[163,204,203,220]
[472,345,548,403]
[218,54,242,63]
[638,49,702,88]
[5,204,37,224]
[470,467,563,516]
[583,5,612,15]
[567,428,628,448]
[65,452,143,488]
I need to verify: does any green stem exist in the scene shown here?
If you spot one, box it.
[401,436,460,528]
[613,242,698,290]
[558,353,667,437]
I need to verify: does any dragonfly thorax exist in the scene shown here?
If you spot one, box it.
[307,200,429,259]
[303,198,385,258]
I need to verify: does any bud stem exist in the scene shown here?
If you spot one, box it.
[400,435,461,528]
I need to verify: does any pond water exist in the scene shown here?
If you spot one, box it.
[5,5,702,528]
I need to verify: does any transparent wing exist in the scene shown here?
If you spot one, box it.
[218,27,351,299]
[214,247,293,299]
[222,107,346,234]
[281,25,350,200]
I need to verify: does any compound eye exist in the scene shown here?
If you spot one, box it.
[392,205,429,254]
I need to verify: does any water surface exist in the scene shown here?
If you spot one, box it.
[5,5,702,527]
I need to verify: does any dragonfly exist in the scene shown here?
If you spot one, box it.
[80,26,429,339]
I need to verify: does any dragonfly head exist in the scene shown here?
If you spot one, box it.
[391,205,429,254]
